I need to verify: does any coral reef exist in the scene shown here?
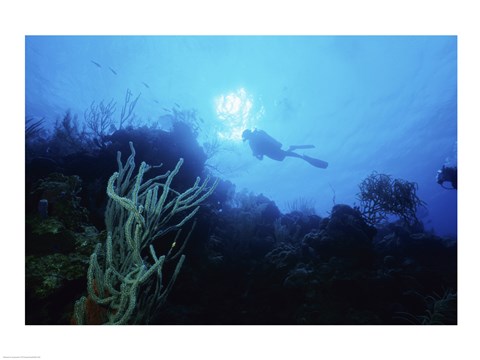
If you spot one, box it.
[25,182,98,324]
[25,104,456,325]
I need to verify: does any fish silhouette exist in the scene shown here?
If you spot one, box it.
[90,60,102,68]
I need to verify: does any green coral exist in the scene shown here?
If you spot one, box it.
[31,173,89,228]
[419,290,457,325]
[31,217,65,236]
[26,253,87,299]
[74,142,218,325]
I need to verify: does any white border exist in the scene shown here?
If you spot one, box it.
[2,1,479,359]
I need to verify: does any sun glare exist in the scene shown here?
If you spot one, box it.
[215,88,257,141]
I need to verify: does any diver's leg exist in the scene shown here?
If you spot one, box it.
[286,145,315,152]
[284,151,303,159]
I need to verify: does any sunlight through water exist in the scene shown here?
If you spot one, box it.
[214,88,261,141]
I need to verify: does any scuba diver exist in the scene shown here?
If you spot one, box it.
[436,165,457,189]
[242,129,328,169]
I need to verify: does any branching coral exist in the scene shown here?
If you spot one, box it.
[356,171,426,227]
[118,89,141,129]
[84,99,116,139]
[73,142,218,324]
[83,89,140,147]
[26,117,45,139]
[49,112,92,156]
[419,289,457,325]
[286,196,316,216]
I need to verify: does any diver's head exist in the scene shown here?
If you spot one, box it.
[242,129,252,142]
[436,166,447,185]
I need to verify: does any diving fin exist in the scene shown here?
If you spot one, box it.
[302,154,328,169]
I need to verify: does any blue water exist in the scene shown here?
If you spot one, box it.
[25,36,457,236]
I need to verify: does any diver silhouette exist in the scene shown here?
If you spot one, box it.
[242,129,328,169]
[436,165,457,189]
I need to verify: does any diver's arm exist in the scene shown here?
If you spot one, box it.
[249,141,264,160]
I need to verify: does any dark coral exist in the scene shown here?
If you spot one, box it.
[302,205,375,267]
[357,171,426,227]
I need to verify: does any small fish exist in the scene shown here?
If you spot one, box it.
[108,66,117,75]
[90,60,102,68]
[174,102,180,108]
[142,82,150,89]
[162,107,171,112]
[153,99,159,104]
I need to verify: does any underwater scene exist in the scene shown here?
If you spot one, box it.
[25,36,457,325]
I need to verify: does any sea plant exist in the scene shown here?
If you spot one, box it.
[356,171,426,227]
[73,142,218,324]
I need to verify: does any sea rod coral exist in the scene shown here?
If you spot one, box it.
[73,142,218,324]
